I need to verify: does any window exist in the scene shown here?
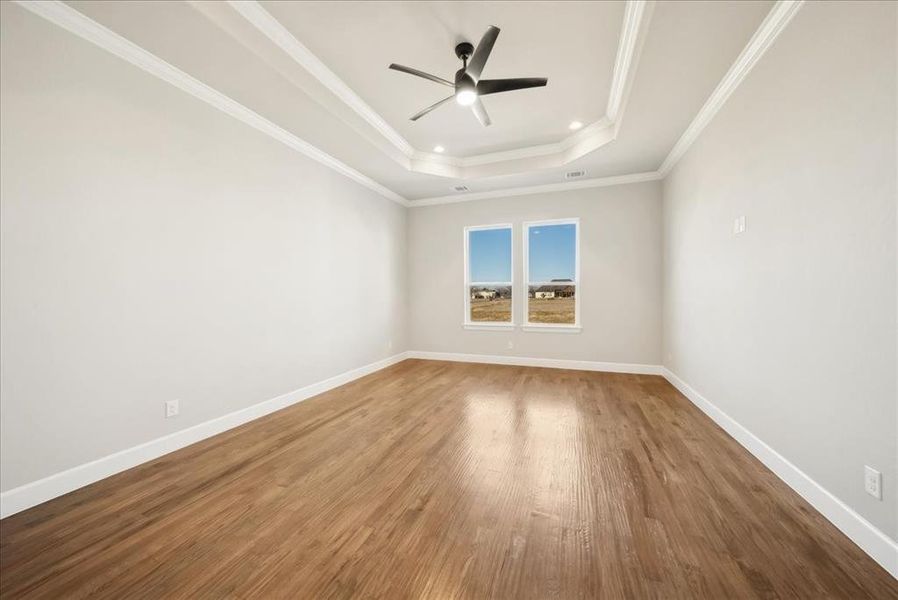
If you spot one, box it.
[524,219,579,329]
[464,224,513,327]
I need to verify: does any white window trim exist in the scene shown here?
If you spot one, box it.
[464,223,514,329]
[521,324,582,333]
[523,218,581,332]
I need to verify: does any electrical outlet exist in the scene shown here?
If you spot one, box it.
[733,215,746,234]
[864,466,881,500]
[165,399,180,419]
[507,341,514,349]
[387,339,393,351]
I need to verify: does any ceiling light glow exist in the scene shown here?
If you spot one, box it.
[569,120,584,131]
[456,90,478,106]
[433,145,445,153]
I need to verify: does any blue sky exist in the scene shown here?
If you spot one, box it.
[528,223,576,282]
[469,224,576,283]
[469,228,511,282]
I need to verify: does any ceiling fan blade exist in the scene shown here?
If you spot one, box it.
[410,95,455,121]
[389,63,454,87]
[465,26,499,81]
[471,97,491,127]
[477,77,548,96]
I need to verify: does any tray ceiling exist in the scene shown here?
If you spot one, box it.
[261,1,623,158]
[26,1,783,202]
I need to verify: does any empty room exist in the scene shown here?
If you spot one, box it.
[0,0,896,597]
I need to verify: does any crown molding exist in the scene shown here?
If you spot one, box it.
[422,116,614,169]
[419,0,801,204]
[658,0,804,176]
[607,0,649,123]
[12,0,803,209]
[230,0,653,180]
[409,171,662,207]
[226,0,415,158]
[13,0,409,206]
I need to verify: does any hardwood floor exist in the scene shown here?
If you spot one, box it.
[1,359,895,599]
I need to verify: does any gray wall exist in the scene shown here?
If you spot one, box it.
[408,182,663,365]
[0,5,407,492]
[2,0,895,550]
[662,1,897,538]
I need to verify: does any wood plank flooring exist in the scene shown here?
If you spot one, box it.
[1,359,896,599]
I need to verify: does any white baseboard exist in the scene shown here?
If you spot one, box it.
[5,354,893,580]
[0,352,411,519]
[662,368,898,579]
[407,350,663,375]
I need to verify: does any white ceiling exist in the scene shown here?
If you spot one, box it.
[61,0,776,203]
[262,1,622,157]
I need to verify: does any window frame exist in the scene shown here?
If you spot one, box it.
[523,218,581,332]
[463,223,515,330]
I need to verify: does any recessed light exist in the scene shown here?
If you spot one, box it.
[569,120,583,131]
[433,145,445,153]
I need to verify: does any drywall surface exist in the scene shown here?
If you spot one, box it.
[662,1,897,538]
[0,4,406,492]
[408,182,662,365]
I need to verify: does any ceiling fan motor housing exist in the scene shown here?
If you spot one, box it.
[454,42,475,60]
[455,69,476,91]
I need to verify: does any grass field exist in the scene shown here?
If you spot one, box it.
[528,297,575,324]
[470,299,512,322]
[469,297,576,324]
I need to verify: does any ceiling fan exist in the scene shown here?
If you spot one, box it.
[388,26,548,127]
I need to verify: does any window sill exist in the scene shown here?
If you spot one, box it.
[522,324,582,334]
[463,323,515,331]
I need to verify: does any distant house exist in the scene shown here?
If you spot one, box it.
[471,289,497,300]
[531,279,575,299]
[471,286,511,300]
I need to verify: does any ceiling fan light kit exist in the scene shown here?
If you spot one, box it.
[389,26,548,127]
